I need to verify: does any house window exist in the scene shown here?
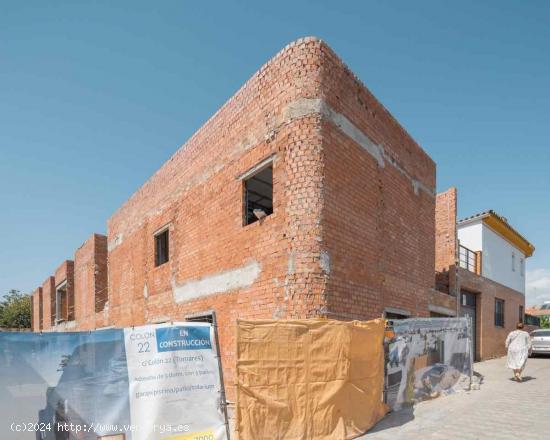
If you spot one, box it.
[495,298,505,327]
[244,163,273,225]
[154,229,169,267]
[512,252,516,272]
[520,258,525,276]
[519,305,524,324]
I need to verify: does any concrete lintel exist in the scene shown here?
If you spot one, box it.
[237,154,276,181]
[428,304,457,317]
[173,261,261,304]
[384,306,411,317]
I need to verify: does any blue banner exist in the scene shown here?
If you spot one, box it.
[156,326,212,352]
[0,323,227,440]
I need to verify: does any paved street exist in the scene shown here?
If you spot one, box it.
[362,356,550,440]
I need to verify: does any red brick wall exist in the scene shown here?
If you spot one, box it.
[74,234,108,330]
[435,188,457,272]
[32,287,42,331]
[435,188,457,294]
[54,260,75,322]
[41,276,55,330]
[318,44,436,319]
[429,289,457,316]
[460,268,526,360]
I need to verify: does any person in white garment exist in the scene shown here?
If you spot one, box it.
[505,322,532,382]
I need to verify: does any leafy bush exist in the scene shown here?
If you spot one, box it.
[0,289,31,329]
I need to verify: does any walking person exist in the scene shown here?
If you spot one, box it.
[505,322,532,382]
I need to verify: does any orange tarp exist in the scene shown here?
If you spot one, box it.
[236,319,388,439]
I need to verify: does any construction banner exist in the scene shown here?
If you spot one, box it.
[0,322,228,440]
[236,319,388,440]
[385,317,473,410]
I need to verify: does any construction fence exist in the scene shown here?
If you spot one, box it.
[235,318,388,440]
[0,322,228,440]
[235,317,473,439]
[0,317,472,440]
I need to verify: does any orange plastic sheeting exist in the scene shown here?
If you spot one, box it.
[236,319,388,440]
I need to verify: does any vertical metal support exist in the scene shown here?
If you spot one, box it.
[211,312,231,440]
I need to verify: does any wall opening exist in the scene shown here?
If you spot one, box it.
[185,310,215,324]
[154,228,169,267]
[244,164,273,225]
[55,281,68,323]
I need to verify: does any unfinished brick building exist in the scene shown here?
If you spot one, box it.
[31,37,437,396]
[31,234,108,332]
[435,187,535,360]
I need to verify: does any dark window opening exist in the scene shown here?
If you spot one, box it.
[244,164,273,225]
[495,298,505,327]
[186,312,214,324]
[385,312,409,320]
[155,229,169,267]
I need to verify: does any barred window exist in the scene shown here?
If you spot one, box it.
[495,298,505,327]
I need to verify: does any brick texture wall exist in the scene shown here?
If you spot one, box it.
[429,288,458,316]
[31,287,42,331]
[435,188,457,294]
[461,268,526,360]
[74,233,109,330]
[41,276,55,330]
[54,260,75,322]
[319,44,435,320]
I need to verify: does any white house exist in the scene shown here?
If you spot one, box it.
[457,210,535,294]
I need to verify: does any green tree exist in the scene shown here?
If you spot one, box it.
[0,289,32,329]
[540,316,550,329]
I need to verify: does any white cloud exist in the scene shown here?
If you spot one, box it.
[526,268,550,306]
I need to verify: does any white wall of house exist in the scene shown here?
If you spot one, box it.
[458,220,526,294]
[457,220,483,251]
[481,224,526,294]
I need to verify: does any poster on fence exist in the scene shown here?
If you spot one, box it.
[385,317,472,410]
[0,322,228,440]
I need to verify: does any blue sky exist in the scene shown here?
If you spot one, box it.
[1,1,549,304]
